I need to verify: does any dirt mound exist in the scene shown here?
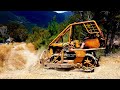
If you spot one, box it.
[26,43,36,53]
[0,43,40,72]
[0,44,13,62]
[0,44,13,72]
[5,52,26,70]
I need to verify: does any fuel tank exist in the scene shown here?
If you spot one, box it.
[85,38,100,48]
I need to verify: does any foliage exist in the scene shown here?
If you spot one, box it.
[26,15,73,49]
[6,21,29,42]
[26,26,51,49]
[0,37,4,43]
[48,15,59,36]
[92,11,120,54]
[70,11,94,22]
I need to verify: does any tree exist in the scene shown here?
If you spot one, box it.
[92,10,120,54]
[70,11,94,22]
[16,25,28,42]
[26,26,51,49]
[6,21,28,42]
[48,15,59,36]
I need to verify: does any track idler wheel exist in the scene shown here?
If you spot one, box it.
[82,56,95,72]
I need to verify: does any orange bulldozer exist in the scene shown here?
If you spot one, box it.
[40,20,106,72]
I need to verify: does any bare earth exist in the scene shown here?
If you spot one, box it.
[0,43,120,79]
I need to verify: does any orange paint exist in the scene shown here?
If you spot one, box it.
[85,38,100,48]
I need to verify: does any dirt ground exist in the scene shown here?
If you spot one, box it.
[0,43,120,79]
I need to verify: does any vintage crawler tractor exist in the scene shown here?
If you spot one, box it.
[40,20,106,72]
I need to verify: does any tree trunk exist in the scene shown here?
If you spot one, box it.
[109,30,115,52]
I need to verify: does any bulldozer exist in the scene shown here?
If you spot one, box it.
[40,20,106,72]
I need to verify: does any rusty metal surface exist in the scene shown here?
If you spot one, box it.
[70,47,106,51]
[44,63,75,69]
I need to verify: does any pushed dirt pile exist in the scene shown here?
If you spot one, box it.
[0,43,40,72]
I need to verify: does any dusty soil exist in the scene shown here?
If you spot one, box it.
[0,43,120,79]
